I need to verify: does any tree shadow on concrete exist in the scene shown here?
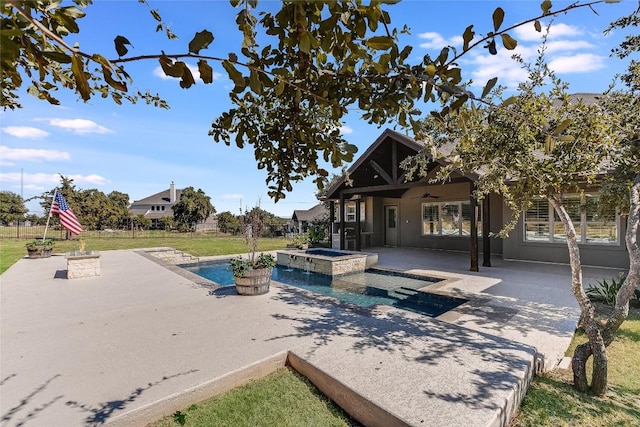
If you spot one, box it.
[0,374,63,427]
[65,370,198,426]
[267,286,535,418]
[271,285,530,358]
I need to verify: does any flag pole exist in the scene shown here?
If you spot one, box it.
[42,188,57,243]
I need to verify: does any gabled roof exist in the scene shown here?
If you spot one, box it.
[323,128,474,200]
[131,188,183,206]
[292,203,328,222]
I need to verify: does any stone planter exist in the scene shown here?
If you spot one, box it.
[234,268,272,295]
[67,251,101,279]
[27,246,53,259]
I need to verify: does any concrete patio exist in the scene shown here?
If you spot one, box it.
[0,247,624,427]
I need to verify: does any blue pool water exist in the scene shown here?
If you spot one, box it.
[183,262,467,317]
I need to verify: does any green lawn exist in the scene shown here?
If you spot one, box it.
[151,368,358,427]
[511,305,640,426]
[0,236,288,274]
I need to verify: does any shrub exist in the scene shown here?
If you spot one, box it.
[585,273,627,306]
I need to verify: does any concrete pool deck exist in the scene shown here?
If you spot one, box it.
[0,248,625,426]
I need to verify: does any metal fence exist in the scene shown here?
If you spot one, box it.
[0,225,221,240]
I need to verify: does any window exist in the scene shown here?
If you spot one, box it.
[334,202,366,222]
[422,204,439,235]
[422,201,482,237]
[524,195,618,245]
[346,206,356,222]
[151,206,155,211]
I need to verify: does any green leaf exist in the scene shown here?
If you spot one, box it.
[275,81,285,96]
[222,60,245,89]
[534,20,542,32]
[462,25,475,51]
[553,119,572,136]
[114,35,132,57]
[159,55,182,78]
[71,54,90,101]
[102,66,127,91]
[492,7,504,32]
[500,34,517,50]
[178,63,195,89]
[188,30,214,54]
[198,60,213,84]
[365,36,394,50]
[501,95,518,107]
[481,77,498,99]
[299,32,312,54]
[249,70,262,93]
[540,0,552,16]
[41,51,72,64]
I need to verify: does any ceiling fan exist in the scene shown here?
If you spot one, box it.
[411,192,441,199]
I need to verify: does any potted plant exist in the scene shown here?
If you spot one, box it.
[26,239,54,259]
[230,203,277,295]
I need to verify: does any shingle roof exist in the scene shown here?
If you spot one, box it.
[131,188,183,205]
[292,203,328,222]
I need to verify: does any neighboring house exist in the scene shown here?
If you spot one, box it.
[323,128,629,270]
[291,203,329,234]
[129,182,217,231]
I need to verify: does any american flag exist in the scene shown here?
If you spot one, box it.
[51,191,83,235]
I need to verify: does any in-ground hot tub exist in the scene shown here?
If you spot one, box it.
[276,248,378,276]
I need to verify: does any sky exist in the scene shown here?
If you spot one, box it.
[1,0,638,218]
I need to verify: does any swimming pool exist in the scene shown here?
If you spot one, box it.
[182,262,467,317]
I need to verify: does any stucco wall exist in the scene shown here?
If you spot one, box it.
[369,183,504,255]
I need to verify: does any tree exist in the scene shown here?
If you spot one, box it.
[172,187,215,232]
[2,0,613,199]
[217,211,241,235]
[0,190,27,225]
[403,44,638,395]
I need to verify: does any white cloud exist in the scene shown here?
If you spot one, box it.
[1,126,49,139]
[0,172,109,188]
[340,125,353,135]
[153,63,222,83]
[0,146,70,166]
[545,40,595,54]
[514,22,583,42]
[222,194,243,199]
[46,118,113,134]
[418,32,465,50]
[549,53,606,73]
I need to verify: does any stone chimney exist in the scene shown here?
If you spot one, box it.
[169,181,176,203]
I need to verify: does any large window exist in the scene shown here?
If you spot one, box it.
[422,201,482,237]
[524,195,618,245]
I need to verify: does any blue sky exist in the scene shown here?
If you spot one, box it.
[1,0,637,218]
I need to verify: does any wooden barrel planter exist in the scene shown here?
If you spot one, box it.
[234,268,272,296]
[27,246,53,259]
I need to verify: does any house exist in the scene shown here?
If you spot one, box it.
[290,203,329,234]
[129,182,217,231]
[323,128,629,270]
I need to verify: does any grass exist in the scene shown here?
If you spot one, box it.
[150,367,358,427]
[0,236,288,275]
[511,305,640,426]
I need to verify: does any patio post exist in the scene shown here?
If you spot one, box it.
[470,182,479,272]
[339,193,346,250]
[355,196,361,251]
[329,201,335,248]
[483,194,492,267]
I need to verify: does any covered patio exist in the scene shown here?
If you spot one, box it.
[323,129,497,272]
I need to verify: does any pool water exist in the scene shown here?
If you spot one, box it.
[182,262,466,317]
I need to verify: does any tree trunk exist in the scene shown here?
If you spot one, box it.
[549,196,606,394]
